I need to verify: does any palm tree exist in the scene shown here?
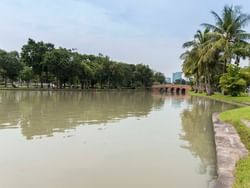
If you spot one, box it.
[181,29,215,95]
[181,45,201,92]
[202,5,250,73]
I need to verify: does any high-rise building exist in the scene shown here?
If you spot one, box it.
[166,77,171,83]
[172,72,182,83]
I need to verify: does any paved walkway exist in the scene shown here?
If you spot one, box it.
[212,113,248,188]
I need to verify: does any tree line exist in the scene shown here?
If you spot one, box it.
[181,5,250,96]
[0,39,166,89]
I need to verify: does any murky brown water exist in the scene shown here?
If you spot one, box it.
[0,91,235,188]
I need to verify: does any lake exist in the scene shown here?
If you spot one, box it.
[0,91,235,188]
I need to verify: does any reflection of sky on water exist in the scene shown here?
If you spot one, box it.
[0,91,237,188]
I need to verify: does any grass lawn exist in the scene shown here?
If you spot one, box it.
[220,107,250,188]
[189,91,250,106]
[189,91,250,188]
[220,107,250,150]
[232,158,250,188]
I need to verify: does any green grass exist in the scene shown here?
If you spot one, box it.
[233,158,250,188]
[220,107,250,150]
[210,94,250,105]
[220,107,250,188]
[189,91,250,106]
[189,91,250,188]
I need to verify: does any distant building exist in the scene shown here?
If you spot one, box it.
[166,77,171,83]
[172,72,182,83]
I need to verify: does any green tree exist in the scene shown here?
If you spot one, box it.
[77,61,93,89]
[109,62,125,88]
[20,66,34,88]
[240,66,250,87]
[122,64,136,88]
[181,6,250,96]
[21,38,54,88]
[220,64,247,96]
[153,72,166,84]
[0,49,7,86]
[181,29,216,95]
[43,48,72,88]
[0,50,23,87]
[202,5,250,73]
[134,64,154,88]
[97,56,112,88]
[1,40,162,90]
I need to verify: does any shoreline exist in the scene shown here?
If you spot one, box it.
[212,113,248,188]
[0,87,150,92]
[188,91,249,107]
[189,91,250,188]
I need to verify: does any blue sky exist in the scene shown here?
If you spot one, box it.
[0,0,250,76]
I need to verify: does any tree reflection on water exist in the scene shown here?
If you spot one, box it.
[0,91,165,139]
[179,96,236,176]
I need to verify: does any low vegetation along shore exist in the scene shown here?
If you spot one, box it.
[190,91,250,188]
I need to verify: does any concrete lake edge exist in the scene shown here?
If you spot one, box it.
[212,113,248,188]
[188,92,250,188]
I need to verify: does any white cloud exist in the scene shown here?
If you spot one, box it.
[0,0,249,76]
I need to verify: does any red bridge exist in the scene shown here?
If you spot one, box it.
[152,84,191,94]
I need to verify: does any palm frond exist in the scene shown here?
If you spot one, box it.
[211,11,223,27]
[201,23,223,33]
[237,32,250,40]
[182,41,196,48]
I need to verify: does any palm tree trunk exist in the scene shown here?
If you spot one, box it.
[204,65,213,96]
[205,73,213,96]
[194,74,199,93]
[223,60,226,74]
[198,78,203,93]
[207,77,213,95]
[195,81,198,93]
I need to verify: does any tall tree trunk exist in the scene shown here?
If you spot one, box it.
[205,71,212,96]
[206,77,212,96]
[45,71,49,87]
[235,56,240,66]
[195,81,198,93]
[223,59,227,74]
[59,81,63,89]
[198,78,203,93]
[107,77,110,89]
[81,82,84,90]
[204,66,209,95]
[4,78,7,87]
[194,74,199,93]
